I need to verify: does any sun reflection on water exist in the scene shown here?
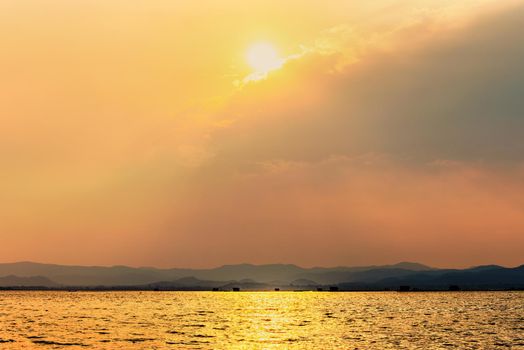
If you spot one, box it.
[0,291,522,349]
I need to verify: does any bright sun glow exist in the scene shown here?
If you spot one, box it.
[246,43,283,75]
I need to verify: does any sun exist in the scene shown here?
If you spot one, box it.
[246,42,283,75]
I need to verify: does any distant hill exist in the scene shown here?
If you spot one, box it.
[0,261,434,287]
[290,279,319,286]
[389,262,434,271]
[339,265,524,290]
[0,275,59,288]
[0,261,522,290]
[144,277,225,290]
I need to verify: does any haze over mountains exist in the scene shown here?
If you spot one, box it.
[0,262,523,290]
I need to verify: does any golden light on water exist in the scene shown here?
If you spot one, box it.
[0,0,522,347]
[1,291,523,348]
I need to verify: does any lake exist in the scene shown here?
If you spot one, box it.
[0,291,522,349]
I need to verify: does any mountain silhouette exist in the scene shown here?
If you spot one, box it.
[0,262,522,290]
[0,275,59,288]
[0,261,431,286]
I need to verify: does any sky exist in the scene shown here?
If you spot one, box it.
[1,0,523,268]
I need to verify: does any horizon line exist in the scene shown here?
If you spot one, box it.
[1,260,522,271]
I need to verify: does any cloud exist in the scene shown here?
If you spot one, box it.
[211,2,524,167]
[1,0,523,267]
[158,2,524,267]
[152,156,524,268]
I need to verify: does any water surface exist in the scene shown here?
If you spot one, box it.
[0,291,522,349]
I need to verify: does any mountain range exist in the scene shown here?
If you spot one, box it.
[0,262,522,291]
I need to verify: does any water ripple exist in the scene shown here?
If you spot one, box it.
[0,291,522,349]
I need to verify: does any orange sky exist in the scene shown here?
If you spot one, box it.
[1,0,523,268]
